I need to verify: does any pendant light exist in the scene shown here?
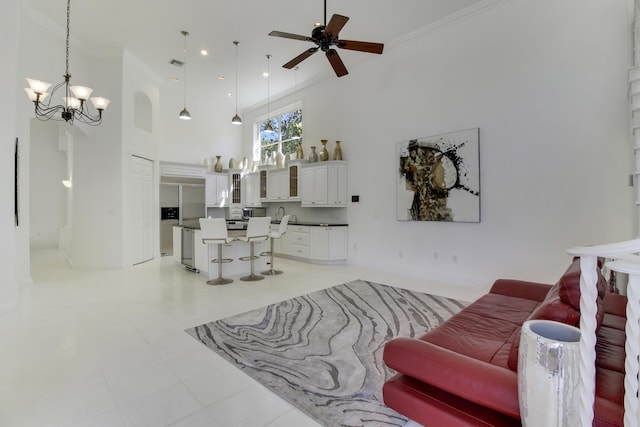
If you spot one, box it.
[231,41,242,125]
[264,54,274,133]
[24,0,110,125]
[179,30,191,120]
[292,66,301,140]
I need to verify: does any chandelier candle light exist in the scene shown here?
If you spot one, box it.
[25,0,109,125]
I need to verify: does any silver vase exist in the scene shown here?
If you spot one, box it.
[518,320,581,427]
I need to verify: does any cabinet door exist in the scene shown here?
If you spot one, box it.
[259,170,268,200]
[310,227,329,260]
[301,167,315,205]
[327,227,348,260]
[244,173,261,206]
[206,174,229,207]
[328,163,347,205]
[288,165,300,199]
[216,174,229,206]
[312,166,328,205]
[230,172,242,205]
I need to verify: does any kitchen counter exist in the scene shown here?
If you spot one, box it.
[271,220,348,227]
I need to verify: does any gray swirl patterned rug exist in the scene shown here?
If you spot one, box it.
[185,280,466,427]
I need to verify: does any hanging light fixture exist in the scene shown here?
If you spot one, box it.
[24,0,110,125]
[264,54,274,133]
[178,30,191,120]
[231,41,242,125]
[292,66,301,140]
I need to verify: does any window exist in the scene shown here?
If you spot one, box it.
[257,105,302,162]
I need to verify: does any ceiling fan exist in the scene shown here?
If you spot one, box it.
[268,0,384,77]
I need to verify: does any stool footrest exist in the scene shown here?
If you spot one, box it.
[239,255,259,262]
[211,258,233,264]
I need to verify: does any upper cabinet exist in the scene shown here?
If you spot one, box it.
[205,173,229,207]
[244,171,262,207]
[265,160,305,202]
[229,170,242,206]
[300,161,347,207]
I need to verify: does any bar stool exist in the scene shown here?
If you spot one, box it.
[262,215,289,276]
[199,218,234,285]
[238,217,272,281]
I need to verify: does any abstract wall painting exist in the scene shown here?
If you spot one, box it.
[396,128,480,223]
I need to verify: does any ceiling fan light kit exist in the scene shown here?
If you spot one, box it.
[269,0,384,77]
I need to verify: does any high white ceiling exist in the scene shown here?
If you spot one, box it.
[23,0,483,111]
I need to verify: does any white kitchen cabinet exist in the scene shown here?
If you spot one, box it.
[205,173,229,207]
[172,226,182,264]
[309,226,348,261]
[300,161,347,207]
[244,172,262,207]
[267,169,288,201]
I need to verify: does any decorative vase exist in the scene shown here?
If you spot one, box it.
[309,146,318,163]
[333,140,343,160]
[214,156,223,173]
[284,153,290,167]
[296,142,304,160]
[241,157,248,170]
[319,139,329,161]
[276,151,284,169]
[518,320,581,427]
[228,158,235,169]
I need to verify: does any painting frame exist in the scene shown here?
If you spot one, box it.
[396,128,480,223]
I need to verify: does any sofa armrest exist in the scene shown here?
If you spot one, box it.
[384,337,520,419]
[489,279,551,302]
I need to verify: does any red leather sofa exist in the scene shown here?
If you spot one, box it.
[383,258,626,427]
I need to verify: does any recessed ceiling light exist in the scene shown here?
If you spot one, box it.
[217,75,225,80]
[227,92,232,97]
[171,76,179,81]
[263,72,269,77]
[200,49,208,56]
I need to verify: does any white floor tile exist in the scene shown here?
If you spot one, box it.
[119,383,202,427]
[102,354,180,404]
[206,385,293,427]
[5,249,479,427]
[183,366,255,407]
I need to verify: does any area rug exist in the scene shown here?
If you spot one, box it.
[185,280,467,427]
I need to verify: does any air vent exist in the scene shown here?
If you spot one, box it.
[170,59,184,67]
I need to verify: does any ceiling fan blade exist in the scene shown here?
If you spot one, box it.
[337,40,384,54]
[268,31,312,42]
[283,48,319,69]
[323,14,349,39]
[326,49,348,77]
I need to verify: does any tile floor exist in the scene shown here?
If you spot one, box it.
[0,249,484,427]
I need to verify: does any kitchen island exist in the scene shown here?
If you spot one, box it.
[173,223,267,278]
[173,219,349,281]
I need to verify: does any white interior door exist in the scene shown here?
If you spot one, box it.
[132,155,153,264]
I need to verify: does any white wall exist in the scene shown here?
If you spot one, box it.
[29,120,67,249]
[245,0,635,289]
[0,0,20,308]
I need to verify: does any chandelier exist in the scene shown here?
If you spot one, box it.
[24,0,110,125]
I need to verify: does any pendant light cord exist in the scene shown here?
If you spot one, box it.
[234,41,239,114]
[182,31,188,108]
[65,0,70,77]
[267,54,271,121]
